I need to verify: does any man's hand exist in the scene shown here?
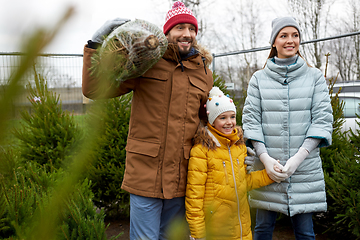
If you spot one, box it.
[259,153,287,183]
[282,147,309,177]
[245,147,255,173]
[91,18,130,44]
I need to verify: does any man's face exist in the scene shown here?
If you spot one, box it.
[166,23,196,56]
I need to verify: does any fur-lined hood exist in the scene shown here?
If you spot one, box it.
[164,42,213,68]
[194,42,213,67]
[192,124,245,151]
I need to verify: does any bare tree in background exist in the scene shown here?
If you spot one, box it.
[236,0,260,80]
[328,0,360,81]
[288,0,334,69]
[209,0,263,96]
[169,0,211,40]
[348,0,360,81]
[330,35,355,81]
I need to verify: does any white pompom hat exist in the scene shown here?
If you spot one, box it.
[205,86,236,125]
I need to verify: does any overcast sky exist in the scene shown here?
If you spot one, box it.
[0,0,170,54]
[0,0,346,55]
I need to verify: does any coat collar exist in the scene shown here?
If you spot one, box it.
[264,56,308,84]
[206,123,240,147]
[162,42,213,67]
[192,123,244,150]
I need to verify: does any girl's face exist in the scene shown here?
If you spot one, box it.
[212,111,236,135]
[273,26,300,59]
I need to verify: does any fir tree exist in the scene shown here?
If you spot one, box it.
[319,54,360,239]
[13,68,82,170]
[0,165,114,240]
[86,93,132,218]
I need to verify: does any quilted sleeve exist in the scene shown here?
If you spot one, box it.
[242,73,265,146]
[185,145,208,239]
[306,69,333,147]
[246,169,274,191]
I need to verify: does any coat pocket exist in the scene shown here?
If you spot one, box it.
[126,137,160,157]
[223,161,229,184]
[141,68,169,81]
[183,144,192,159]
[206,199,234,238]
[188,76,207,92]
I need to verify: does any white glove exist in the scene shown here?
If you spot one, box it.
[189,236,206,240]
[91,18,130,44]
[244,147,255,173]
[259,153,288,183]
[282,147,309,177]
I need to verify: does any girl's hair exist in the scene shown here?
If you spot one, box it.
[263,46,312,68]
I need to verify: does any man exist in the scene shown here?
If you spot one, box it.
[82,1,213,239]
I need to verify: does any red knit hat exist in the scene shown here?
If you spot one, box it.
[163,1,198,35]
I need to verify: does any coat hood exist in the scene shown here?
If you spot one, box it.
[192,123,244,150]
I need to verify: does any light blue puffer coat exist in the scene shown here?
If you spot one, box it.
[242,56,333,217]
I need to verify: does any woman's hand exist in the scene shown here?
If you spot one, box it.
[282,147,309,177]
[259,153,288,183]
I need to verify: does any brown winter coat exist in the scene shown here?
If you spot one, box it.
[82,42,213,199]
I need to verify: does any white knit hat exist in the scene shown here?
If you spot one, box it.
[205,87,236,125]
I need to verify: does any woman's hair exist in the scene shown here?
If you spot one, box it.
[263,46,312,68]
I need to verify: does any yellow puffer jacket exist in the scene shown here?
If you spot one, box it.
[185,124,273,240]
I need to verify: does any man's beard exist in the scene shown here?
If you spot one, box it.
[166,33,196,57]
[178,39,196,57]
[179,46,191,56]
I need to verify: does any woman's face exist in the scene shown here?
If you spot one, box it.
[273,26,300,59]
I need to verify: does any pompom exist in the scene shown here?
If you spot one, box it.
[173,1,185,8]
[208,86,224,98]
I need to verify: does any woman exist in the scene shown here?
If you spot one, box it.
[242,17,333,240]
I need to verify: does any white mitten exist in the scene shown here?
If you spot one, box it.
[282,147,309,177]
[259,153,287,183]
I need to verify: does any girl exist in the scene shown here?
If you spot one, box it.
[242,17,333,240]
[185,87,274,240]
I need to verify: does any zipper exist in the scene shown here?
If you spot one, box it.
[229,146,243,240]
[222,161,229,184]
